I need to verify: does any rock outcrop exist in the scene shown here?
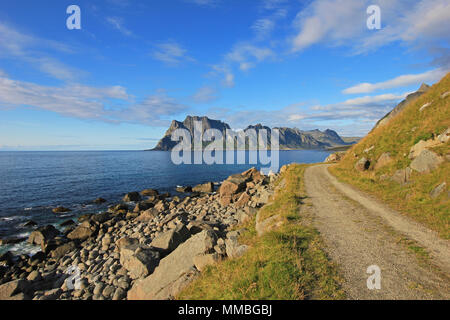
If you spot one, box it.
[410,150,444,173]
[150,116,349,151]
[127,230,217,300]
[1,167,278,301]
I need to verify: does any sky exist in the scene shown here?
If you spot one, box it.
[0,0,449,150]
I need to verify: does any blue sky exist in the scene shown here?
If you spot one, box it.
[0,0,449,150]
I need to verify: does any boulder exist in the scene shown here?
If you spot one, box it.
[150,224,190,254]
[437,127,450,143]
[355,157,370,171]
[430,182,447,199]
[28,225,59,246]
[235,192,251,208]
[133,201,154,213]
[236,207,257,224]
[120,247,160,280]
[192,182,214,193]
[242,167,264,184]
[193,253,221,272]
[374,152,393,170]
[141,189,159,197]
[78,213,93,222]
[127,230,217,300]
[67,221,97,241]
[0,280,29,300]
[176,186,192,193]
[123,192,141,202]
[325,152,345,163]
[90,212,112,224]
[410,150,444,173]
[41,237,66,255]
[116,237,139,251]
[52,206,71,214]
[219,174,248,206]
[135,208,159,222]
[108,203,128,213]
[186,221,216,234]
[60,219,75,227]
[50,241,77,260]
[409,139,441,159]
[392,167,412,185]
[225,235,249,259]
[255,211,283,237]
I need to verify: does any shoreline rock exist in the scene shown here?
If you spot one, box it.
[0,167,279,300]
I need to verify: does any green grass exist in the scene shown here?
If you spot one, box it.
[329,73,450,239]
[177,164,345,300]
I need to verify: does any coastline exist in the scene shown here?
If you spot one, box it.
[0,167,278,300]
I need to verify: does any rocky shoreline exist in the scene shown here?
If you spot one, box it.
[0,167,278,300]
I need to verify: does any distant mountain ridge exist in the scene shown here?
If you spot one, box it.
[150,116,351,151]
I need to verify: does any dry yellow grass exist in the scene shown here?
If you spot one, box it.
[178,164,345,300]
[330,73,450,239]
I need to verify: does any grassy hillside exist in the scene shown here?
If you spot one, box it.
[330,73,450,239]
[178,164,345,300]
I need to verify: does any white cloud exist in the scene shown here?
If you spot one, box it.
[0,22,81,80]
[343,69,446,94]
[291,0,450,66]
[152,40,193,66]
[206,91,408,136]
[211,64,235,88]
[0,69,8,77]
[252,18,275,40]
[225,43,274,72]
[106,17,134,37]
[192,86,218,103]
[0,76,188,126]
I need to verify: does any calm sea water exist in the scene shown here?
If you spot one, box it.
[0,150,330,254]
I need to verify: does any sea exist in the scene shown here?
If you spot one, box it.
[0,150,331,255]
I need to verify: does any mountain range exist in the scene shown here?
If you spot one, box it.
[150,115,352,151]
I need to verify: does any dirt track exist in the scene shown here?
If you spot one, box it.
[303,164,450,300]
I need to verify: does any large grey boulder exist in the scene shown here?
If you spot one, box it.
[255,211,283,237]
[391,167,412,185]
[374,152,393,170]
[135,207,159,222]
[127,230,217,300]
[123,192,141,202]
[410,150,444,173]
[120,246,160,280]
[50,241,77,260]
[0,280,29,300]
[355,157,370,172]
[67,221,98,241]
[28,225,59,246]
[192,182,214,193]
[150,224,190,255]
